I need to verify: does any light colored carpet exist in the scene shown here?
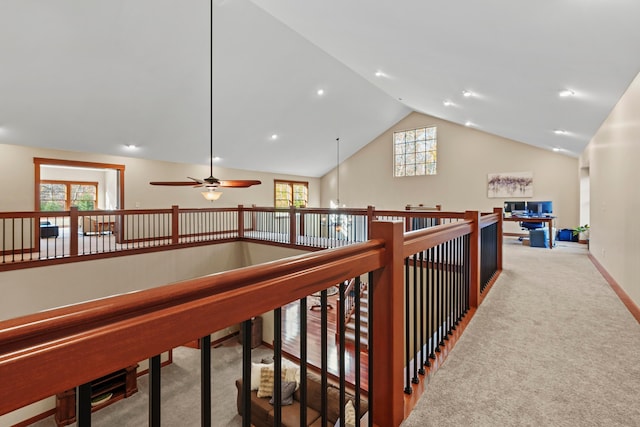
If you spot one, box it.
[30,341,273,427]
[402,239,640,427]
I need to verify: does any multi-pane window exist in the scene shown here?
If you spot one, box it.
[274,180,308,208]
[393,126,437,177]
[40,181,97,211]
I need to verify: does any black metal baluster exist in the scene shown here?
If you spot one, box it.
[367,271,374,427]
[241,320,252,427]
[76,382,92,427]
[427,248,437,366]
[354,277,362,427]
[404,257,412,394]
[149,354,161,427]
[453,237,460,327]
[465,234,470,313]
[412,253,419,384]
[447,240,453,337]
[418,251,426,374]
[274,308,282,425]
[300,297,308,426]
[426,246,434,364]
[201,334,211,427]
[438,243,445,348]
[321,289,328,425]
[339,281,346,425]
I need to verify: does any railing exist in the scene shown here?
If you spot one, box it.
[479,209,503,298]
[0,209,502,427]
[1,205,464,271]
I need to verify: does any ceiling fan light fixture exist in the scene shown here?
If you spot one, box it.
[202,188,222,201]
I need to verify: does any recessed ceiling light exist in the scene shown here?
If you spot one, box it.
[317,89,325,96]
[271,134,278,140]
[124,144,138,150]
[462,90,473,97]
[212,156,222,162]
[465,121,473,127]
[443,100,454,107]
[375,70,386,78]
[554,129,568,135]
[559,89,575,97]
[552,147,562,152]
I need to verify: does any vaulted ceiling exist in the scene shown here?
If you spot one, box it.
[1,0,639,177]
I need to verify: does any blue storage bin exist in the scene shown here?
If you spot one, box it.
[557,228,576,241]
[529,228,549,248]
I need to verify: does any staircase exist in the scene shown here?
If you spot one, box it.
[343,287,369,350]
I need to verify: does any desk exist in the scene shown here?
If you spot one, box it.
[503,215,555,249]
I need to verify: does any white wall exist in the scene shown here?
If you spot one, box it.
[321,112,580,229]
[581,72,640,307]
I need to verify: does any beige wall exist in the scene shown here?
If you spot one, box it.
[0,143,320,211]
[320,112,580,230]
[581,72,640,307]
[0,242,246,321]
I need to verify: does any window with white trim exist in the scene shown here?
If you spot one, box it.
[393,126,437,177]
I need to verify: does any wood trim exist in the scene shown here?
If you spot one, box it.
[34,157,126,211]
[588,254,640,324]
[40,180,99,211]
[11,408,56,427]
[403,220,472,258]
[465,211,481,308]
[0,239,385,415]
[370,221,405,427]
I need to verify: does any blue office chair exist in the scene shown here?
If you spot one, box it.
[520,221,544,231]
[518,221,543,241]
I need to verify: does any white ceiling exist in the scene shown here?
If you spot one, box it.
[1,0,639,178]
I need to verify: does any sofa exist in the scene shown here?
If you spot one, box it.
[235,366,368,427]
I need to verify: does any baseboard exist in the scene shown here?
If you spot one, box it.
[589,254,640,324]
[11,408,56,427]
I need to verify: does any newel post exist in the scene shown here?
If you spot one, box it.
[493,207,503,271]
[366,205,375,239]
[238,205,245,239]
[69,207,78,257]
[370,220,404,427]
[171,205,179,245]
[289,205,297,245]
[465,210,481,308]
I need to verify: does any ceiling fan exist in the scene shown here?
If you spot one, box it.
[149,2,261,201]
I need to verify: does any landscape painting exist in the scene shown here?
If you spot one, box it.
[487,172,533,198]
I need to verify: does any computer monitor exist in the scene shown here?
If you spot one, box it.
[526,201,552,215]
[504,201,526,213]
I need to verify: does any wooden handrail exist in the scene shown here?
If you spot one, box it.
[403,220,473,258]
[0,239,386,415]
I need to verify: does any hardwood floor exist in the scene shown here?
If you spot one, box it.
[280,293,369,392]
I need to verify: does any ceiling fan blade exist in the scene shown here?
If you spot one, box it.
[218,180,262,188]
[187,176,206,184]
[149,181,200,186]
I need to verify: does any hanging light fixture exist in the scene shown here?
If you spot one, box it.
[202,0,221,201]
[202,188,223,201]
[336,137,340,206]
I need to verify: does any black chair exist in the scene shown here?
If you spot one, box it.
[40,221,60,238]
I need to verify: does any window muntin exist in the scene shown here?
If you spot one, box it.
[394,126,437,177]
